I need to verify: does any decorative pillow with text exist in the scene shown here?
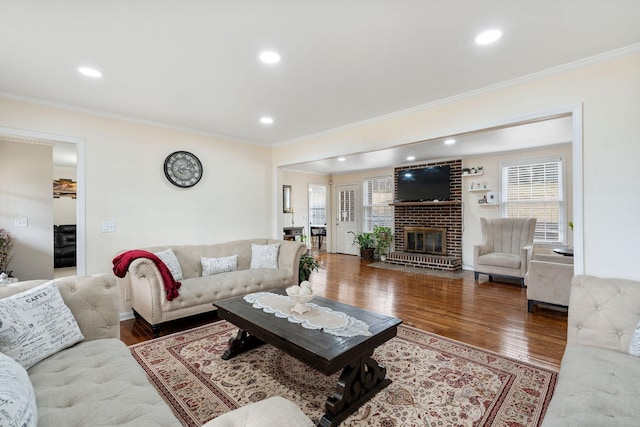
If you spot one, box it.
[201,255,238,276]
[0,280,84,369]
[154,248,184,280]
[250,243,280,269]
[0,351,37,427]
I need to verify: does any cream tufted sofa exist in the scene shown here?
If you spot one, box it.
[120,239,307,337]
[542,275,640,426]
[0,274,183,426]
[0,274,315,426]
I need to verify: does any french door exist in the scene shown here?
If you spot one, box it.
[335,184,358,255]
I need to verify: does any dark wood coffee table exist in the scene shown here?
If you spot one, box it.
[214,289,402,427]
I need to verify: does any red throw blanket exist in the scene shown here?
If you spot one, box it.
[112,250,181,301]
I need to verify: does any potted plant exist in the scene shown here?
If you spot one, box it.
[349,231,375,261]
[373,225,393,261]
[298,253,319,284]
[0,228,15,276]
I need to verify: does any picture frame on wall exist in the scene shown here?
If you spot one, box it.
[53,178,77,199]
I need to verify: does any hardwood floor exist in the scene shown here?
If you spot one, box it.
[120,253,567,370]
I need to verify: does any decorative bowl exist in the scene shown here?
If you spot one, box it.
[286,287,314,314]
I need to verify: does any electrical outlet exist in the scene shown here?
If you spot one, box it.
[101,220,116,233]
[14,218,28,227]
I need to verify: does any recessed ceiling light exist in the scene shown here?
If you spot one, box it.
[259,51,281,64]
[78,66,102,78]
[475,29,502,45]
[444,139,456,145]
[260,117,274,125]
[406,156,415,161]
[338,157,346,162]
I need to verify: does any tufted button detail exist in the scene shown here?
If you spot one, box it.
[69,286,76,292]
[577,325,583,329]
[597,306,602,311]
[618,331,624,336]
[91,305,96,310]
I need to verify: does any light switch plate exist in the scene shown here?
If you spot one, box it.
[101,220,116,233]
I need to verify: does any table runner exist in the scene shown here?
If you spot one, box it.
[243,292,371,337]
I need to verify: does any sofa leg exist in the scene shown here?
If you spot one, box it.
[521,278,526,287]
[474,271,479,281]
[488,275,494,282]
[152,324,161,339]
[132,309,141,319]
[527,300,535,312]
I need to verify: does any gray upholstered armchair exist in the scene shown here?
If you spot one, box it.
[525,243,574,312]
[473,217,537,286]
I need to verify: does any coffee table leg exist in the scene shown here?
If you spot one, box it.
[221,329,264,360]
[319,354,391,427]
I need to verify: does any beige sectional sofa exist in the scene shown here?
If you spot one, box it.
[0,274,183,426]
[0,274,314,426]
[119,239,306,336]
[542,275,640,426]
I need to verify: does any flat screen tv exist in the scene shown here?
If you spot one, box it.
[396,165,451,202]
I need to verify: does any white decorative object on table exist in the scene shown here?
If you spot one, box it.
[286,281,314,314]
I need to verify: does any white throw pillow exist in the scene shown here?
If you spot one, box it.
[250,243,280,269]
[201,255,238,276]
[154,248,184,280]
[0,280,84,369]
[0,352,37,427]
[630,320,640,356]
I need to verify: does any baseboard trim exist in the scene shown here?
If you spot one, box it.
[120,311,135,322]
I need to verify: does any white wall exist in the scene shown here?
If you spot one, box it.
[461,145,573,269]
[0,98,275,277]
[274,50,640,281]
[0,139,53,280]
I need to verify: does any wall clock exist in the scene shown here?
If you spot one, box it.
[163,151,203,188]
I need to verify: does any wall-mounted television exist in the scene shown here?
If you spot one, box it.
[396,165,451,202]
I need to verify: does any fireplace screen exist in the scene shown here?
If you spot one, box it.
[404,227,447,255]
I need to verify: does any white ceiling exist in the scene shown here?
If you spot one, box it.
[2,1,639,169]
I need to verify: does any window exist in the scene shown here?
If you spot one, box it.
[363,176,393,232]
[308,185,326,226]
[501,158,565,242]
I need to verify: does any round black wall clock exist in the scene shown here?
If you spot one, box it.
[163,151,203,188]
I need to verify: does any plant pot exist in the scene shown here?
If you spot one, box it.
[380,255,387,262]
[360,247,375,261]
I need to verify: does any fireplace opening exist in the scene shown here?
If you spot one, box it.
[404,227,447,255]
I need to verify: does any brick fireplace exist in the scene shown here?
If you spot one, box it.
[386,159,462,271]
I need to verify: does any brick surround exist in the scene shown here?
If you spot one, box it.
[386,159,462,271]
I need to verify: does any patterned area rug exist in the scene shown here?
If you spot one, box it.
[130,321,557,426]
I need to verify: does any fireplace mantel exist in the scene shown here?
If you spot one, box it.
[390,201,461,206]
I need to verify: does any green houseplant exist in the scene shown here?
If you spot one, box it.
[298,253,319,284]
[0,228,15,275]
[349,231,375,261]
[373,225,393,261]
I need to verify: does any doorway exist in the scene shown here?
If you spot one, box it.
[335,184,358,255]
[0,126,85,277]
[308,184,327,252]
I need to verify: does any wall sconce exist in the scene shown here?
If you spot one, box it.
[283,185,292,213]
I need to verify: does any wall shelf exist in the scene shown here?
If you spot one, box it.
[462,171,483,177]
[468,188,491,192]
[479,203,499,207]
